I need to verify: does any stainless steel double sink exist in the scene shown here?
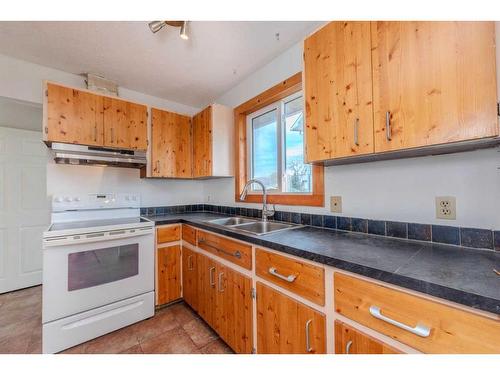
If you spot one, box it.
[207,217,302,236]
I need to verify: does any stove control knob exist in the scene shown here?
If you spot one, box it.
[73,197,81,202]
[54,197,63,203]
[125,196,130,201]
[64,197,73,202]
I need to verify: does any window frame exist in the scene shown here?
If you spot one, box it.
[234,72,324,207]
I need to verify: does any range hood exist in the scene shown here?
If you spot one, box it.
[50,143,147,169]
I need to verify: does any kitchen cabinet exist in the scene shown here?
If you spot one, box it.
[304,21,374,162]
[44,82,104,146]
[196,252,217,327]
[151,108,192,178]
[156,244,182,305]
[371,21,498,152]
[103,97,148,150]
[334,320,400,354]
[157,224,181,244]
[181,246,198,311]
[256,282,326,354]
[192,104,234,178]
[197,230,252,270]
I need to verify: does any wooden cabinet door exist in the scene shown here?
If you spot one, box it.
[256,282,326,354]
[156,245,181,306]
[196,252,217,327]
[45,83,104,146]
[215,264,253,354]
[151,108,192,178]
[304,21,374,162]
[334,320,401,354]
[192,106,212,177]
[181,246,198,311]
[103,97,148,150]
[372,21,498,152]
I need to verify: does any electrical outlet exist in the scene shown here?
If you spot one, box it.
[435,196,456,220]
[330,196,342,213]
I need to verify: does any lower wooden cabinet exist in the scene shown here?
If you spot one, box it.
[256,282,326,354]
[196,252,217,327]
[334,320,400,354]
[156,245,181,305]
[181,246,198,311]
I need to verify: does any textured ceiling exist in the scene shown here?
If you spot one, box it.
[0,21,322,107]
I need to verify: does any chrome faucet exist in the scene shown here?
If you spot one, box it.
[239,179,275,222]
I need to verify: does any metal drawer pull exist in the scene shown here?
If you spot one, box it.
[218,272,225,292]
[199,239,242,259]
[354,118,359,146]
[369,305,431,338]
[305,319,313,353]
[268,267,297,283]
[188,255,194,270]
[209,267,216,287]
[345,340,353,354]
[385,111,392,141]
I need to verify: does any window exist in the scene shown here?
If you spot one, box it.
[247,91,312,194]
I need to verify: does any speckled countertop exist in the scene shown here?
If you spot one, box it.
[145,212,500,315]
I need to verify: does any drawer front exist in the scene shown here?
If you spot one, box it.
[255,248,325,306]
[334,273,500,353]
[182,224,197,246]
[157,225,181,244]
[197,230,252,270]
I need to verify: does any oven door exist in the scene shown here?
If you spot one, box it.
[42,228,154,323]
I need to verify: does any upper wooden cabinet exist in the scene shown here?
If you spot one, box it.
[304,21,374,162]
[151,108,192,178]
[103,97,148,150]
[44,82,104,146]
[304,21,499,163]
[372,21,498,152]
[192,104,234,178]
[44,82,148,150]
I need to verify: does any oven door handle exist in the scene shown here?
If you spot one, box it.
[43,227,154,247]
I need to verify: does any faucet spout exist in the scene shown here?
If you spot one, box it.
[239,179,274,222]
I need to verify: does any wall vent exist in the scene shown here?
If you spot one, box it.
[84,73,118,97]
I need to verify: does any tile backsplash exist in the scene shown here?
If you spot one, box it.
[141,204,500,251]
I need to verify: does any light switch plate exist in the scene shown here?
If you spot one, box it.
[435,196,456,220]
[330,196,342,213]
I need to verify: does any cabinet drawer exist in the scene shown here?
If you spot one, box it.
[156,225,181,244]
[197,230,252,270]
[182,224,197,246]
[334,273,500,353]
[255,248,325,306]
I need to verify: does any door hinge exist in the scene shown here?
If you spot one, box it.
[44,126,48,134]
[497,102,500,117]
[251,347,256,354]
[45,89,48,97]
[251,287,256,299]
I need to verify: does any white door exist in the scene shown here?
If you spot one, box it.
[0,126,50,292]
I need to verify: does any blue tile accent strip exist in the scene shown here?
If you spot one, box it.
[141,204,497,251]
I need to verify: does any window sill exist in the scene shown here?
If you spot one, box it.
[235,193,324,207]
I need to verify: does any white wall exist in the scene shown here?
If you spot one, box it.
[204,23,500,230]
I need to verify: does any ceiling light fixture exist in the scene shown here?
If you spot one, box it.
[148,21,189,40]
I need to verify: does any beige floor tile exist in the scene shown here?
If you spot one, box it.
[140,327,199,354]
[182,318,218,348]
[132,307,179,343]
[119,344,144,354]
[169,302,199,326]
[84,327,140,354]
[200,339,234,354]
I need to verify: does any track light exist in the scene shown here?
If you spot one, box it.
[148,21,167,34]
[148,21,189,40]
[180,21,189,40]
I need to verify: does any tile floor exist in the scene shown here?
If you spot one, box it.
[0,285,233,354]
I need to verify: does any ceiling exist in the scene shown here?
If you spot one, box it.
[0,21,322,108]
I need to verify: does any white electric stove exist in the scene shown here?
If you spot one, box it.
[42,193,155,354]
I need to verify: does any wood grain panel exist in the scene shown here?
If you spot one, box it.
[197,230,252,270]
[371,21,498,152]
[192,106,212,177]
[255,248,325,306]
[156,224,181,244]
[304,21,374,162]
[156,244,181,305]
[151,108,192,178]
[334,272,500,353]
[46,83,104,146]
[334,320,401,354]
[256,282,326,354]
[196,252,217,327]
[103,97,148,150]
[181,224,197,246]
[181,246,198,311]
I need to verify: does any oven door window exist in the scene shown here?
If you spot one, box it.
[68,244,139,291]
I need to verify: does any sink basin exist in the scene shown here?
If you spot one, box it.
[232,221,302,235]
[208,217,257,226]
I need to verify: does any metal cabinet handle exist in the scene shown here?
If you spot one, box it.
[354,118,359,146]
[187,255,194,271]
[218,272,225,292]
[199,239,242,259]
[305,319,313,353]
[369,305,430,337]
[209,267,216,287]
[385,111,392,141]
[345,340,353,354]
[268,267,297,283]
